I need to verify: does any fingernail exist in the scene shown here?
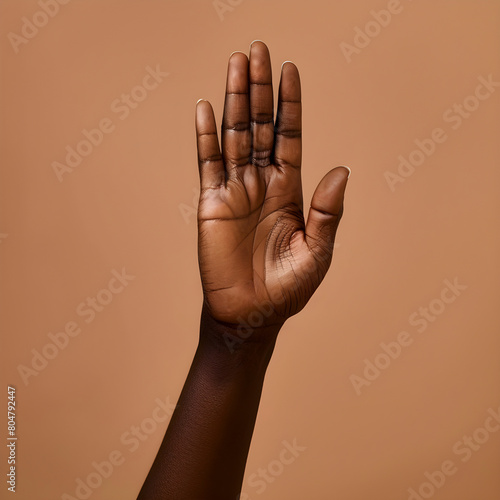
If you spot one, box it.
[196,98,205,104]
[281,60,295,70]
[229,50,245,58]
[340,165,351,179]
[250,39,265,49]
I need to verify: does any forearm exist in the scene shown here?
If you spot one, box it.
[137,307,281,500]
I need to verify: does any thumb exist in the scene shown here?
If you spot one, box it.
[305,166,350,262]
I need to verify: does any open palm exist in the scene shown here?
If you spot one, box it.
[196,41,349,330]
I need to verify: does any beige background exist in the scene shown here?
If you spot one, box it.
[1,1,499,499]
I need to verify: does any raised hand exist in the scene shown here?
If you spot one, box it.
[196,41,349,331]
[138,41,350,500]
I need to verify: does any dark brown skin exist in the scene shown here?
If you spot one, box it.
[137,41,349,500]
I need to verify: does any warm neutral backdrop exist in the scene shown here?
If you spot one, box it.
[1,1,499,499]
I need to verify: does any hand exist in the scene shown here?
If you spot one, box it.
[195,41,349,334]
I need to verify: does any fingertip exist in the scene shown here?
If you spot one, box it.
[250,39,266,49]
[195,100,214,130]
[228,51,248,65]
[281,60,297,71]
[325,166,350,187]
[280,61,300,83]
[324,166,350,185]
[249,40,270,58]
[311,168,350,215]
[197,99,212,110]
[338,165,351,179]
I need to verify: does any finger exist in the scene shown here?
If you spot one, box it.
[196,100,224,189]
[274,61,302,172]
[222,51,251,179]
[249,40,274,168]
[305,167,350,263]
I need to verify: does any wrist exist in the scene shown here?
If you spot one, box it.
[198,304,283,368]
